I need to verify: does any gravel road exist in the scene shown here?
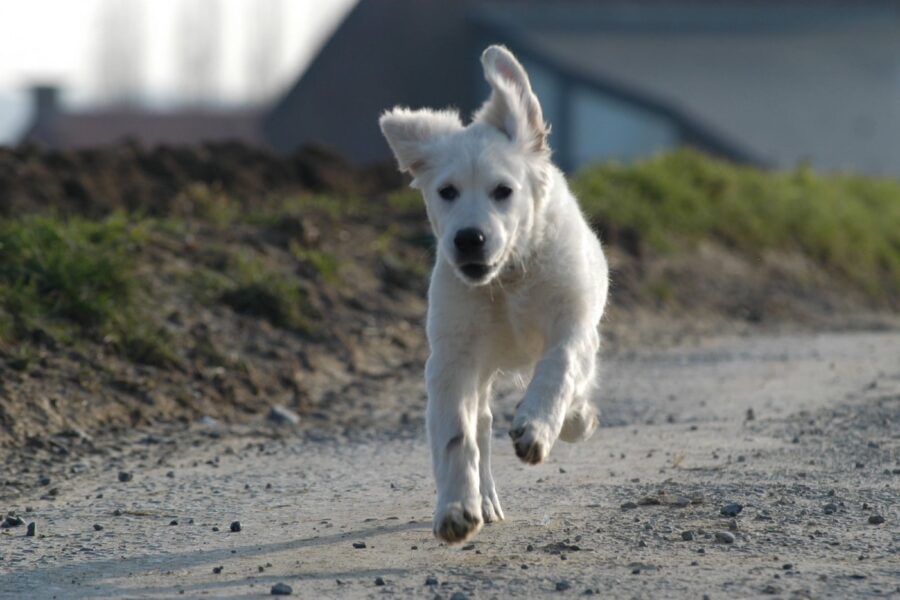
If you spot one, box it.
[2,330,898,599]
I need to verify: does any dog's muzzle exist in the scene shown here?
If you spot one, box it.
[454,228,491,282]
[460,263,490,281]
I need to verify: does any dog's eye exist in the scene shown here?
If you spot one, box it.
[492,184,513,201]
[438,185,459,201]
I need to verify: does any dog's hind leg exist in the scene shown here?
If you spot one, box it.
[476,379,504,523]
[558,393,599,443]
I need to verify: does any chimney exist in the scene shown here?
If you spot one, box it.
[27,84,61,147]
[32,85,60,123]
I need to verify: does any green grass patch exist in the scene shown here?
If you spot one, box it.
[245,193,368,226]
[573,150,900,297]
[217,252,311,332]
[289,242,340,283]
[105,315,180,369]
[172,183,241,226]
[0,214,138,330]
[0,214,179,367]
[386,189,424,213]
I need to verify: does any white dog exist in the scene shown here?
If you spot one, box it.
[380,45,608,544]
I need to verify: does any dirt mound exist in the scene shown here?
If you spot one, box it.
[0,143,895,454]
[0,141,403,216]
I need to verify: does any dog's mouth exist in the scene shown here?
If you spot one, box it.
[459,262,494,283]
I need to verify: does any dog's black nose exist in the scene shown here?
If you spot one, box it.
[454,228,486,257]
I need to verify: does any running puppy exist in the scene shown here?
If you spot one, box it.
[380,45,608,543]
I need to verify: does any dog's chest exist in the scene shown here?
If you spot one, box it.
[488,290,545,369]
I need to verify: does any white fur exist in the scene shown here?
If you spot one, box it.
[380,45,608,544]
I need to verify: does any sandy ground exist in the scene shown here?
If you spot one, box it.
[1,330,898,599]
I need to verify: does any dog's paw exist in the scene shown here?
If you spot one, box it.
[481,488,505,523]
[559,403,600,443]
[509,420,554,465]
[434,502,482,544]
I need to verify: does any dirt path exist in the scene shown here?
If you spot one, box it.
[2,330,898,599]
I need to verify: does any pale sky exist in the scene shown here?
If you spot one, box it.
[0,0,357,143]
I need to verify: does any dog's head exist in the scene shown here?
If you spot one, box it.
[380,45,551,286]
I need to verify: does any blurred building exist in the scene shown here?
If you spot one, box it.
[20,1,900,174]
[21,85,266,150]
[265,0,900,174]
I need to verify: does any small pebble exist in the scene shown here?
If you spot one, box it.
[868,515,885,525]
[720,503,743,517]
[166,471,175,478]
[352,541,366,549]
[93,524,104,531]
[117,471,133,483]
[783,564,793,570]
[4,515,25,527]
[230,521,242,532]
[374,576,385,586]
[715,531,735,544]
[169,520,178,526]
[620,502,638,511]
[449,593,468,600]
[556,580,571,591]
[823,503,837,514]
[268,405,301,425]
[728,519,738,531]
[425,576,438,586]
[681,530,694,541]
[26,522,36,537]
[212,566,223,574]
[270,582,292,595]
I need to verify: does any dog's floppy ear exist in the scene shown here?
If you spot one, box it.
[475,45,548,154]
[379,107,463,176]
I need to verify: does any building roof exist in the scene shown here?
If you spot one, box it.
[22,106,266,151]
[472,2,900,173]
[263,0,476,163]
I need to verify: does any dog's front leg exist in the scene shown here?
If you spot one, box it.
[510,330,598,464]
[426,351,483,543]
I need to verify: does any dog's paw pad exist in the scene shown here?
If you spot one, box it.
[509,423,551,465]
[434,504,482,543]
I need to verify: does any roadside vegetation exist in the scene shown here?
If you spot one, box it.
[573,149,900,299]
[0,150,900,367]
[1,143,897,449]
[2,149,897,375]
[0,214,178,368]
